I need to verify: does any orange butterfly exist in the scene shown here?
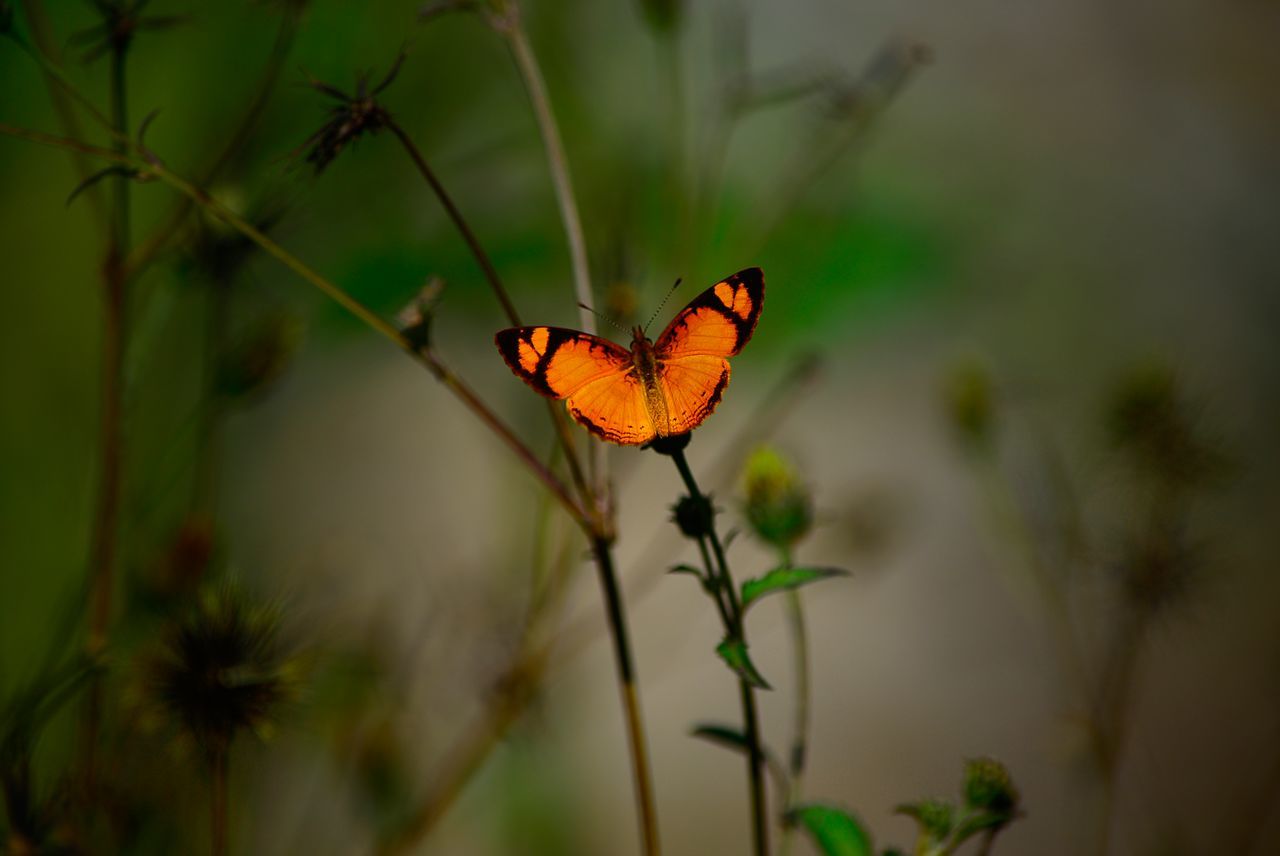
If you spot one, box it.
[495,267,765,446]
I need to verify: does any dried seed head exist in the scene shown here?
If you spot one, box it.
[141,584,297,759]
[296,55,405,175]
[671,494,715,539]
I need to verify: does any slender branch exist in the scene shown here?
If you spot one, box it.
[7,122,590,527]
[499,13,594,335]
[0,123,125,161]
[668,445,770,856]
[82,35,133,787]
[380,490,581,854]
[498,8,608,501]
[2,119,657,856]
[385,119,595,517]
[778,550,809,856]
[126,8,302,280]
[16,0,107,228]
[589,536,661,856]
[387,121,522,327]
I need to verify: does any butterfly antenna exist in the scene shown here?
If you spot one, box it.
[578,302,628,335]
[643,277,683,334]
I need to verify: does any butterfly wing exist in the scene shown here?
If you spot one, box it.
[654,267,764,359]
[653,268,765,436]
[494,326,657,445]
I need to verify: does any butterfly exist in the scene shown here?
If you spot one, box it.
[495,268,764,446]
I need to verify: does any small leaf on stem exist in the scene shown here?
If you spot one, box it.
[715,636,771,690]
[690,722,751,755]
[741,566,848,612]
[787,804,873,856]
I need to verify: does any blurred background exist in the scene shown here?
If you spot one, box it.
[2,0,1278,853]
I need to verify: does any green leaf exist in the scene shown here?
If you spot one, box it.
[667,564,703,578]
[787,804,873,856]
[715,637,772,690]
[741,566,849,611]
[690,723,749,753]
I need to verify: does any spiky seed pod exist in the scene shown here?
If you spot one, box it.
[671,494,715,540]
[142,585,296,761]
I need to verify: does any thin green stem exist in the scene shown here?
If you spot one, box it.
[668,445,769,856]
[499,13,594,335]
[211,748,229,856]
[696,538,734,630]
[777,548,810,856]
[126,8,302,280]
[498,8,608,503]
[973,827,998,856]
[16,0,108,229]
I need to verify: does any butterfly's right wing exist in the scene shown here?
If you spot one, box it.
[494,326,656,445]
[652,268,765,436]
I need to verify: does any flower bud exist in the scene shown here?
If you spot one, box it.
[943,361,994,452]
[963,757,1018,815]
[742,447,813,549]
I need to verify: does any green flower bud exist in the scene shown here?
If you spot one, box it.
[1105,362,1224,488]
[943,360,994,452]
[963,757,1019,815]
[742,447,813,549]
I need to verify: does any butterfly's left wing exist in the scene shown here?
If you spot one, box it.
[653,268,765,436]
[495,326,658,445]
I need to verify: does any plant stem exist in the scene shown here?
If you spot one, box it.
[126,8,301,280]
[499,9,608,501]
[589,536,662,856]
[778,551,809,856]
[500,15,594,335]
[385,120,595,516]
[82,35,132,788]
[16,0,108,229]
[129,147,588,526]
[193,275,231,515]
[668,446,770,856]
[212,748,229,856]
[1,118,657,855]
[387,122,522,327]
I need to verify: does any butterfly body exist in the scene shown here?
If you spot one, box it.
[626,327,672,432]
[496,268,764,446]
